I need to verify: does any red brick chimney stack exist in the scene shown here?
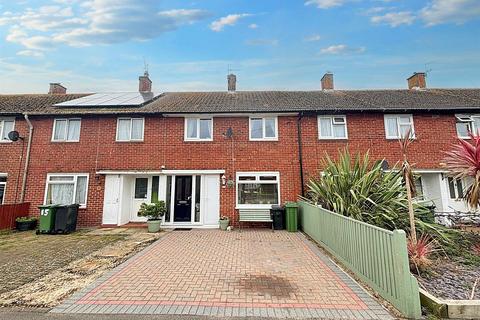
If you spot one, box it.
[407,72,426,90]
[139,71,152,93]
[48,83,66,94]
[321,72,334,90]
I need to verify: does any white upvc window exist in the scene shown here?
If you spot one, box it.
[249,116,278,141]
[116,118,144,141]
[184,117,213,141]
[447,177,465,200]
[44,174,89,208]
[52,118,81,142]
[0,118,15,142]
[318,115,348,139]
[455,114,480,138]
[0,175,6,204]
[236,172,280,209]
[384,114,415,139]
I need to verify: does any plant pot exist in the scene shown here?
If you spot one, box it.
[219,218,230,231]
[147,219,161,233]
[16,220,37,231]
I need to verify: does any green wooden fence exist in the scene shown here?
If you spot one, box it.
[298,201,421,319]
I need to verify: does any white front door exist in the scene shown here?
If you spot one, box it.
[131,176,151,222]
[102,175,121,225]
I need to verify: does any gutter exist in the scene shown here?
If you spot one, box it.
[20,114,33,203]
[297,112,305,197]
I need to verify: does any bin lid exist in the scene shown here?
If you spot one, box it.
[271,205,284,210]
[38,204,60,209]
[284,202,298,208]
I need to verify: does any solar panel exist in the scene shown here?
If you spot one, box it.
[54,92,160,107]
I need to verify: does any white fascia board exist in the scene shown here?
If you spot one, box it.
[162,112,298,117]
[97,169,225,175]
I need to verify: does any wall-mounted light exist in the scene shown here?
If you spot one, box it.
[221,174,226,188]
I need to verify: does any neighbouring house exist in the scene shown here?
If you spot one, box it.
[1,72,480,228]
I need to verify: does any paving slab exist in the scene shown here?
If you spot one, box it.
[54,229,393,319]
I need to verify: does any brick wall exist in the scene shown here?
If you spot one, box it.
[0,112,458,227]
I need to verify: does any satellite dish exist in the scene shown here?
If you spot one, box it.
[8,130,21,142]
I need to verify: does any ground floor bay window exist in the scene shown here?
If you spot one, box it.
[44,174,88,207]
[236,172,280,209]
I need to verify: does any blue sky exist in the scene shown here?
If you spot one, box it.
[0,0,479,93]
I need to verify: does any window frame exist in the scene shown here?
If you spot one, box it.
[116,117,145,142]
[43,173,89,208]
[0,174,7,205]
[236,172,280,209]
[317,115,348,140]
[447,177,465,200]
[0,118,15,143]
[455,114,480,139]
[184,117,214,141]
[384,114,415,139]
[249,116,278,141]
[51,118,81,142]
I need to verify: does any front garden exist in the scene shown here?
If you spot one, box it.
[303,133,480,317]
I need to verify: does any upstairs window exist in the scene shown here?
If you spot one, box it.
[318,115,347,139]
[455,114,480,138]
[116,118,144,141]
[45,174,88,208]
[52,118,81,142]
[384,114,415,139]
[185,118,213,141]
[249,117,278,140]
[0,118,15,142]
[447,177,464,200]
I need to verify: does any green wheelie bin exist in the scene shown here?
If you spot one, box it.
[37,204,59,234]
[285,202,298,232]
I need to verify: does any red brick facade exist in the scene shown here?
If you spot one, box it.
[0,112,458,227]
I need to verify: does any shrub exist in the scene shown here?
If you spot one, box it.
[15,216,37,223]
[407,233,438,273]
[306,149,453,245]
[137,201,166,221]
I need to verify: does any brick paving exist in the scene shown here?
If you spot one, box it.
[52,230,394,319]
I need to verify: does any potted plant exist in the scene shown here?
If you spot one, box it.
[138,201,166,233]
[15,216,38,231]
[219,215,230,231]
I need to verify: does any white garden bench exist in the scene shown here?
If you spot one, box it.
[238,208,273,230]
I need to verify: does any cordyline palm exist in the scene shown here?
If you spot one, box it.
[399,128,417,244]
[443,132,480,210]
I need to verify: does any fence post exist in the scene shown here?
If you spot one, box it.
[392,230,421,319]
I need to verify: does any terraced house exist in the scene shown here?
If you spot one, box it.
[1,72,480,228]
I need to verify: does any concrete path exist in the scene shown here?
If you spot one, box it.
[52,230,393,319]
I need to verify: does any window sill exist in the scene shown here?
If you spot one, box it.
[115,140,144,143]
[318,137,348,140]
[0,140,12,144]
[385,137,416,140]
[184,139,213,142]
[249,138,279,142]
[236,205,277,210]
[51,140,80,143]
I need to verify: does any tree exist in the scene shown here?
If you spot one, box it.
[399,128,417,244]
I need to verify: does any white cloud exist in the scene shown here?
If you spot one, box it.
[248,23,258,29]
[420,0,480,26]
[17,50,44,58]
[304,34,322,42]
[1,1,210,50]
[305,0,345,9]
[245,39,279,46]
[209,13,251,32]
[320,44,366,54]
[371,11,415,27]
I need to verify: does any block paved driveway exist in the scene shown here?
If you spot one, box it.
[53,230,393,319]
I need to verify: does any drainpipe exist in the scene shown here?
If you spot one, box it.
[297,112,305,197]
[20,114,33,203]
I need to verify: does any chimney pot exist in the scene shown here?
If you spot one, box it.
[321,72,334,90]
[48,83,66,94]
[407,72,426,90]
[139,71,152,93]
[227,74,236,92]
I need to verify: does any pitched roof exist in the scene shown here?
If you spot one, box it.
[1,89,480,116]
[0,94,90,115]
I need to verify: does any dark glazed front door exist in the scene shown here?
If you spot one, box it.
[174,176,192,222]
